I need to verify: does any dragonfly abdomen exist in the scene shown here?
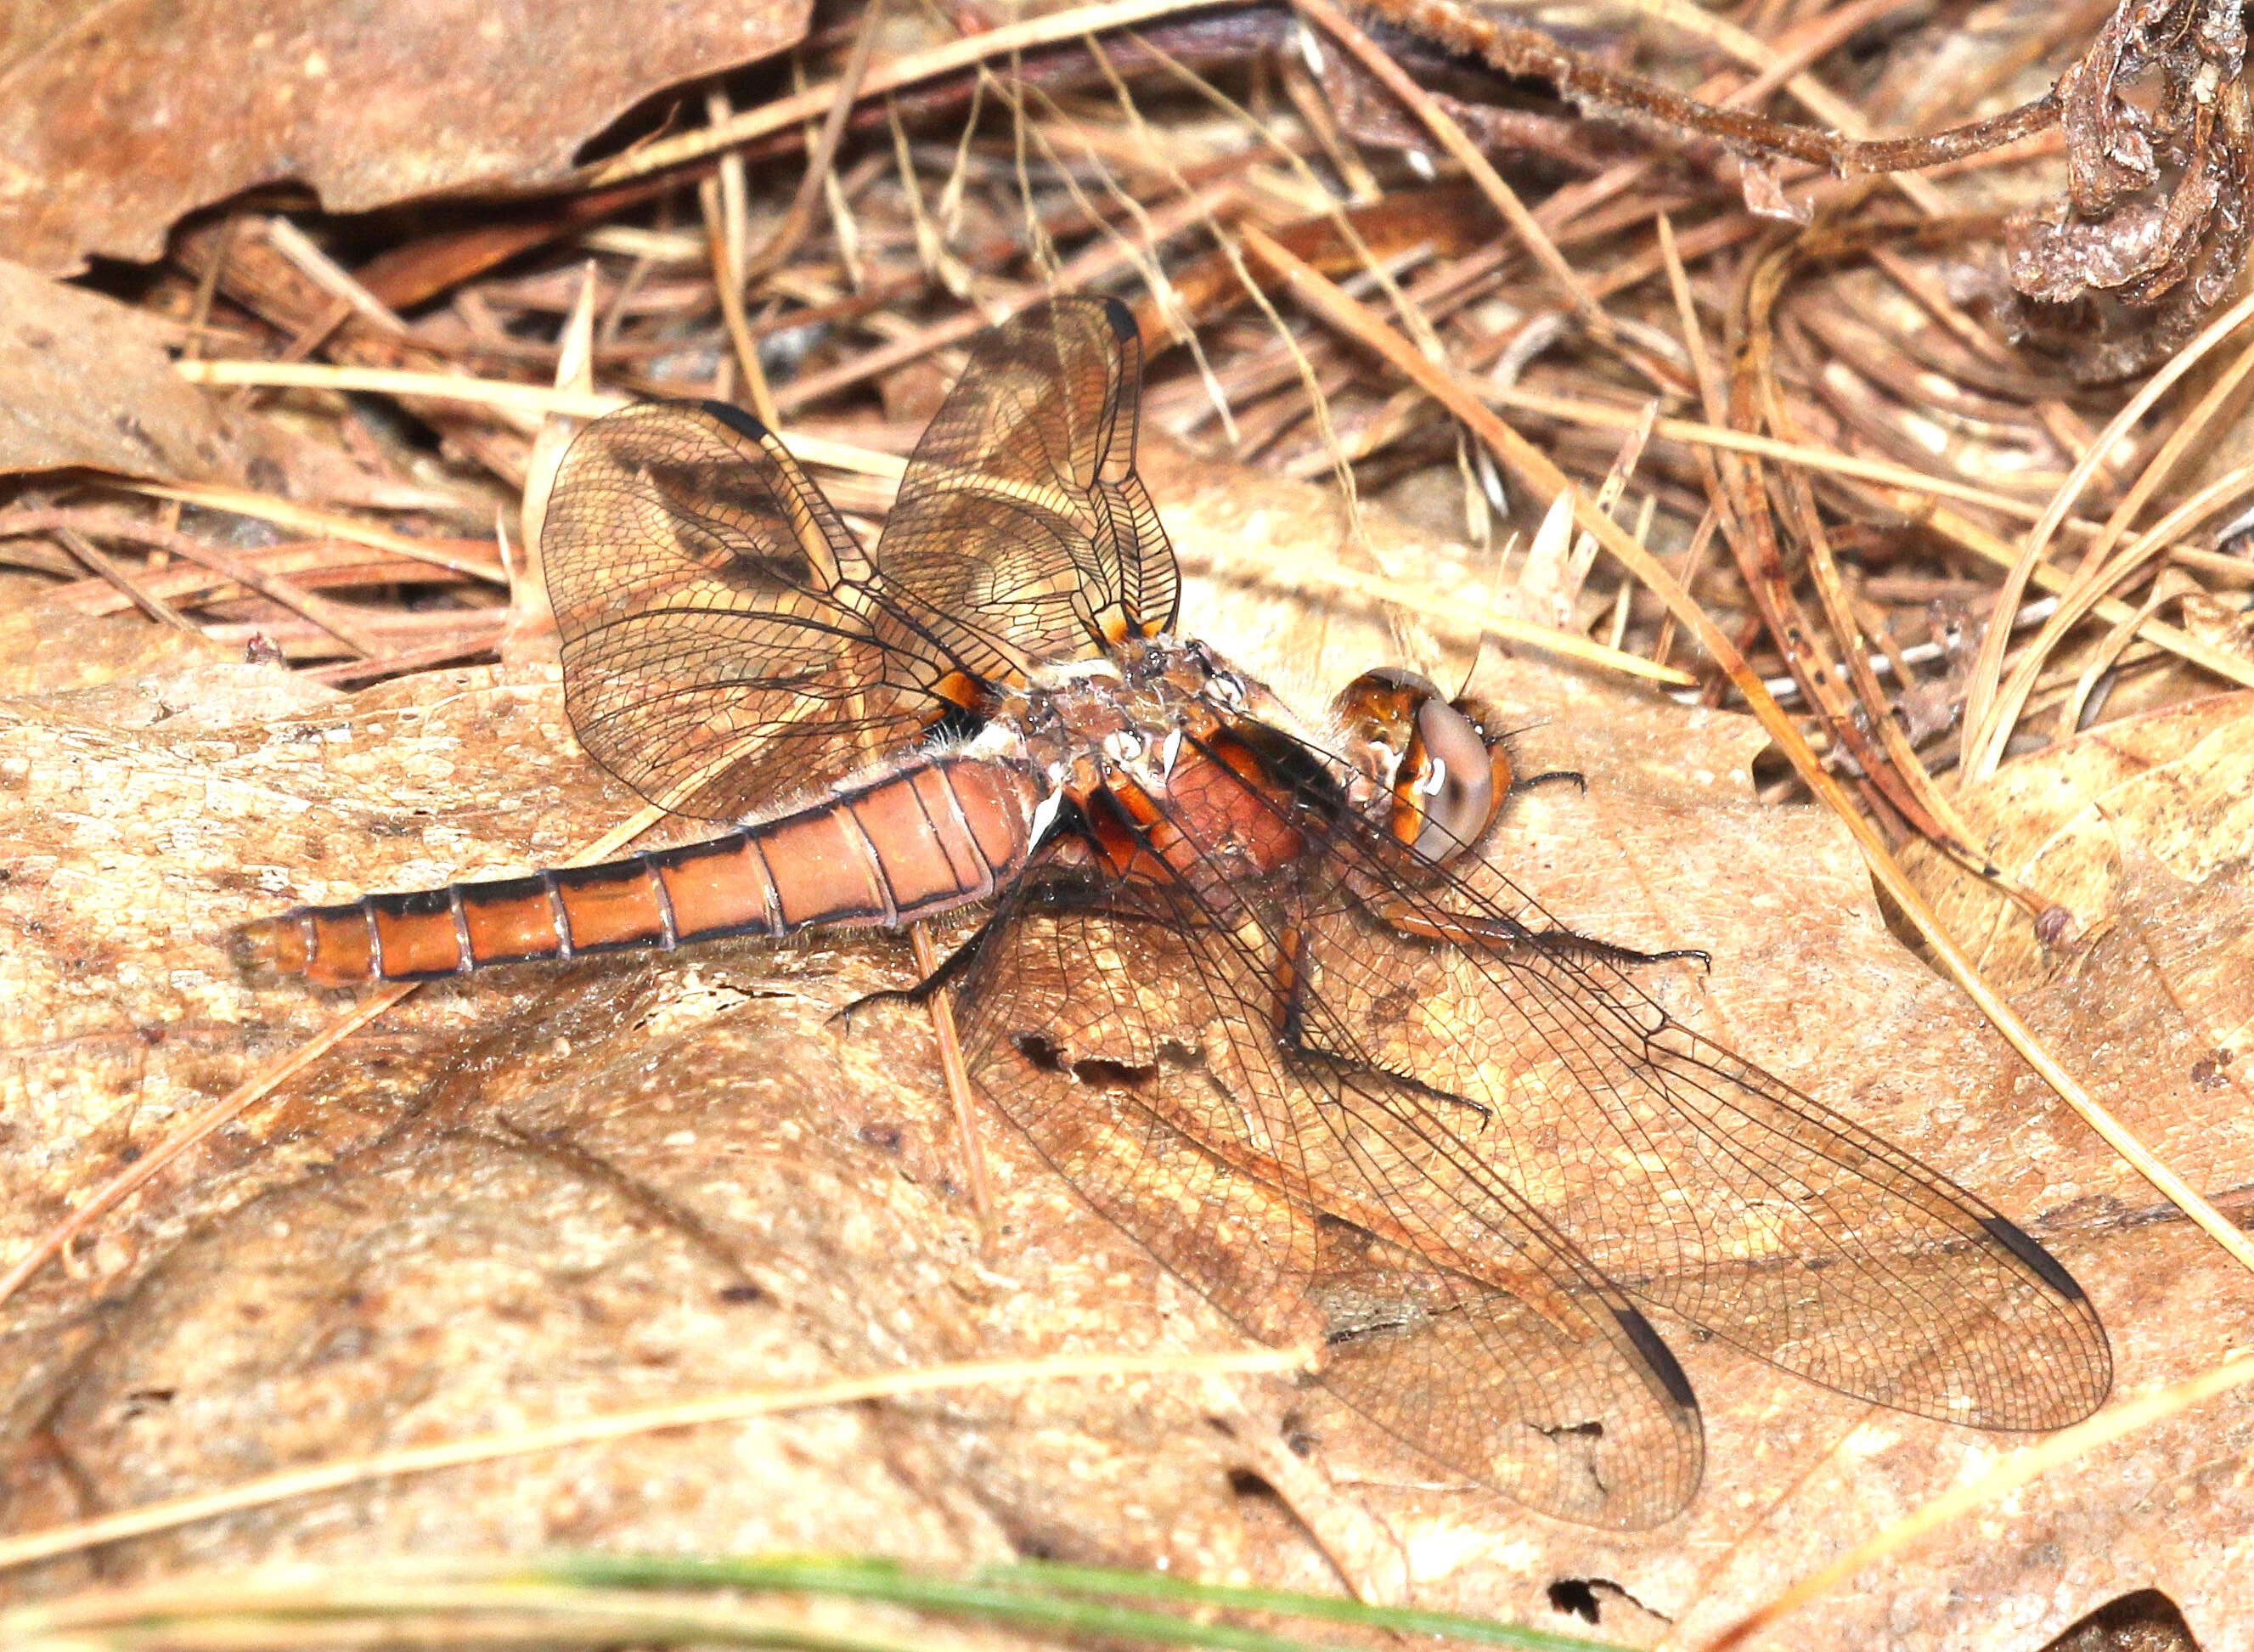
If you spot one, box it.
[235,756,1040,986]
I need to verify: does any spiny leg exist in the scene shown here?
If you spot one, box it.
[1374,901,1710,976]
[832,911,997,1026]
[1497,770,1705,971]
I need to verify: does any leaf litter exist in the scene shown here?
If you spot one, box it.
[0,0,2251,1647]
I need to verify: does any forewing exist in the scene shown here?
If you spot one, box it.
[1307,819,2114,1431]
[544,401,970,818]
[875,297,1178,673]
[956,870,1705,1529]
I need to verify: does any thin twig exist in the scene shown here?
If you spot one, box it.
[1293,0,1612,338]
[1365,0,2058,182]
[50,526,205,636]
[122,476,511,581]
[741,0,889,291]
[575,0,1238,189]
[910,924,996,1245]
[1961,285,2254,780]
[168,364,908,480]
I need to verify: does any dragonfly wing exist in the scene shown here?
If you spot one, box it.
[1306,817,2113,1431]
[544,299,1174,820]
[874,296,1178,670]
[956,867,1705,1529]
[544,400,978,819]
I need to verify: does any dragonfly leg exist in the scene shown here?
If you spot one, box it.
[831,915,995,1026]
[1512,767,1586,797]
[1373,899,1710,975]
[1496,769,1705,967]
[1525,930,1710,973]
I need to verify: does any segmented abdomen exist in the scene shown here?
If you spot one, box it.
[235,756,1040,986]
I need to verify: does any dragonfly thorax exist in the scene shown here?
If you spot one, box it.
[1011,634,1278,782]
[1004,634,1335,895]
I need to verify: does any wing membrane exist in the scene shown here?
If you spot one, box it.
[958,725,2109,1525]
[956,870,1704,1529]
[876,296,1178,668]
[544,400,971,817]
[1302,812,2114,1432]
[543,297,1175,820]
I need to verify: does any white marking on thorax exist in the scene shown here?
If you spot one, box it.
[961,720,1028,760]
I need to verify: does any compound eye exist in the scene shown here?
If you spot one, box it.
[1358,665,1434,696]
[1407,695,1497,863]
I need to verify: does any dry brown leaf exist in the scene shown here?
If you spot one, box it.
[1901,692,2254,995]
[1895,698,2254,1357]
[0,256,451,506]
[0,260,254,484]
[0,469,2247,1647]
[0,601,232,698]
[0,0,813,275]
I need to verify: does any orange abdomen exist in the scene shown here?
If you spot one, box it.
[237,757,1040,986]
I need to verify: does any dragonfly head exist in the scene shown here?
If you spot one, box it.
[1333,668,1514,865]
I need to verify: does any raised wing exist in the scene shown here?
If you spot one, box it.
[955,868,1705,1529]
[1303,812,2115,1433]
[544,400,977,818]
[874,296,1178,671]
[542,297,1175,821]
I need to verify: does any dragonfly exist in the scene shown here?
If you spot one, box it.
[238,296,2111,1529]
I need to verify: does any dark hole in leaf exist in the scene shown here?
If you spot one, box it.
[1547,1580,1603,1624]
